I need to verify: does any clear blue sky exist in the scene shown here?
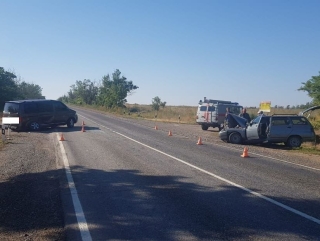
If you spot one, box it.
[1,0,319,107]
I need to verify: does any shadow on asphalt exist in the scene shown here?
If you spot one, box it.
[0,165,319,240]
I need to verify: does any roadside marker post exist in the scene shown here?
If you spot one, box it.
[1,126,5,142]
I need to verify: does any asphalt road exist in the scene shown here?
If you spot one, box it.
[55,108,320,241]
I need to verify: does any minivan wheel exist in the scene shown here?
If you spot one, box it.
[229,132,242,144]
[67,118,75,128]
[29,121,40,131]
[286,136,302,148]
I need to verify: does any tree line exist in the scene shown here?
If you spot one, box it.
[58,69,138,109]
[1,66,320,111]
[0,67,43,110]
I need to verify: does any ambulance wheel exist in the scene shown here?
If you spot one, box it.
[201,125,209,131]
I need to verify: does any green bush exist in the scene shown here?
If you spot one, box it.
[129,106,140,113]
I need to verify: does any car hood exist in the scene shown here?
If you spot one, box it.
[298,106,320,117]
[226,113,247,128]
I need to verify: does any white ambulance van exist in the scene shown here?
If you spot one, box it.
[196,97,243,131]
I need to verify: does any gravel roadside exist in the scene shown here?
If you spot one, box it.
[0,129,65,241]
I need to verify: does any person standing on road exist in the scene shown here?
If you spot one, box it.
[240,108,251,122]
[225,107,233,128]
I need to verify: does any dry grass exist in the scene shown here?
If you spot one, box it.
[125,104,197,124]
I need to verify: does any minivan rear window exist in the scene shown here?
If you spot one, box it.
[4,103,19,114]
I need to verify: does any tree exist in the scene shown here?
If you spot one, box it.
[298,72,320,105]
[152,96,161,112]
[160,101,167,109]
[69,79,98,105]
[0,67,18,109]
[17,81,43,99]
[152,96,167,112]
[98,69,138,108]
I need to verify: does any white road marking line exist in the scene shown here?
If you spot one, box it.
[78,115,320,226]
[114,131,320,226]
[57,133,92,241]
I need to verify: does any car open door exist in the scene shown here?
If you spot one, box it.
[246,116,261,140]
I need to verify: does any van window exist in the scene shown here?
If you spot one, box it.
[53,101,68,111]
[4,103,19,114]
[228,106,242,115]
[37,101,53,113]
[200,106,215,111]
[24,102,53,113]
[24,102,38,114]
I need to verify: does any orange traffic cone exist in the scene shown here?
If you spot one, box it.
[81,125,86,132]
[82,121,85,126]
[197,137,203,145]
[168,130,172,136]
[155,125,158,130]
[241,147,249,157]
[59,133,65,141]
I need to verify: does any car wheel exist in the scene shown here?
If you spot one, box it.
[201,124,209,131]
[286,136,302,148]
[67,118,75,128]
[29,121,41,131]
[228,132,242,144]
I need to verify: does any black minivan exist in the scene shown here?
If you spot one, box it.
[2,99,78,131]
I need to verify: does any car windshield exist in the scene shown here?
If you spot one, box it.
[251,116,262,124]
[228,106,242,115]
